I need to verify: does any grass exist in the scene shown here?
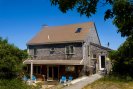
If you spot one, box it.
[83,76,133,89]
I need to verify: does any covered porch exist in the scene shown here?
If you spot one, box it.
[23,59,84,81]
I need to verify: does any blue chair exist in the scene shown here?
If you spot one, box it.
[32,75,37,83]
[22,75,29,83]
[60,76,67,84]
[22,75,28,81]
[67,76,73,86]
[68,76,73,81]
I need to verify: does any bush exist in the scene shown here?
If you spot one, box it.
[109,37,133,79]
[0,37,28,79]
[0,79,31,89]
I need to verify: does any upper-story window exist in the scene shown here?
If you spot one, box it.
[92,54,97,59]
[50,48,55,54]
[50,48,55,52]
[65,45,74,54]
[33,48,37,58]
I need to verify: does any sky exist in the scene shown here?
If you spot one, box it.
[0,0,126,50]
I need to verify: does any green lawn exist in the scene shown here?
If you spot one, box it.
[83,77,133,89]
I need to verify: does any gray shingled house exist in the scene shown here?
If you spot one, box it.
[23,22,111,81]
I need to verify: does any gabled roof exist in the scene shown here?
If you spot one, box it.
[27,22,95,45]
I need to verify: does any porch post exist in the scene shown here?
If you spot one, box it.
[30,60,33,81]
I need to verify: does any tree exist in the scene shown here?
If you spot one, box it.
[0,37,28,79]
[50,0,133,37]
[109,37,133,78]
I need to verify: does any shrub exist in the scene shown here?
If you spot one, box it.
[109,37,133,79]
[0,79,31,89]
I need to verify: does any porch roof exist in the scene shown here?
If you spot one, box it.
[23,59,84,65]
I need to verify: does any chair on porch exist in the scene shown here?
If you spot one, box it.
[68,76,73,81]
[60,76,67,84]
[32,75,37,83]
[22,75,28,82]
[67,76,73,86]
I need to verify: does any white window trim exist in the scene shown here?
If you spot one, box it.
[99,55,106,70]
[92,54,97,59]
[65,45,75,54]
[33,48,37,56]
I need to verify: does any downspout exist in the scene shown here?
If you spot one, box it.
[80,42,85,64]
[88,43,91,68]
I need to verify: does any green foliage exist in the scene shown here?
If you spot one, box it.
[0,37,28,79]
[0,79,30,89]
[108,50,119,61]
[109,37,133,78]
[0,79,42,89]
[51,0,133,37]
[112,0,133,37]
[51,0,99,17]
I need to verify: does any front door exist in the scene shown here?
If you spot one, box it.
[47,66,53,81]
[53,66,59,80]
[99,55,106,70]
[47,66,59,81]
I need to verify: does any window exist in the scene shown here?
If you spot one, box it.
[75,28,82,33]
[65,66,75,71]
[65,45,74,54]
[70,45,74,54]
[50,48,55,51]
[50,48,55,54]
[92,54,97,58]
[33,66,41,74]
[33,48,37,58]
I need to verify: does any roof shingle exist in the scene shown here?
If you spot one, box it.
[27,22,94,45]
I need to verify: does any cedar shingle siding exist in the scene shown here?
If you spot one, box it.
[28,43,83,60]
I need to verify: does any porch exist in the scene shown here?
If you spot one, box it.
[23,59,84,81]
[25,65,84,81]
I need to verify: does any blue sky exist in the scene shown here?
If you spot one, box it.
[0,0,125,50]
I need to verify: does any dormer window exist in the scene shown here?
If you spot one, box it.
[75,28,82,33]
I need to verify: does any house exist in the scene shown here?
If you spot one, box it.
[23,22,111,81]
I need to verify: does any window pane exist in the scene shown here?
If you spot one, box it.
[65,66,75,71]
[66,46,69,54]
[93,54,96,58]
[34,48,37,55]
[70,46,74,53]
[38,66,41,74]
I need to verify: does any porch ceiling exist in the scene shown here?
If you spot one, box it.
[23,59,84,65]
